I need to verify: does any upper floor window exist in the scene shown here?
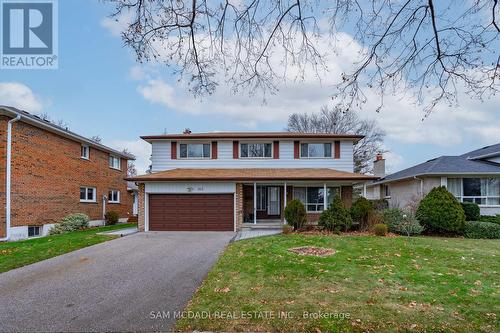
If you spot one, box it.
[109,155,121,170]
[383,185,391,198]
[80,186,96,202]
[240,143,272,158]
[300,143,332,158]
[108,190,120,203]
[81,144,89,159]
[448,178,500,206]
[179,143,210,159]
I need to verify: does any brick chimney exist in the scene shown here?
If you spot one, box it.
[373,153,385,178]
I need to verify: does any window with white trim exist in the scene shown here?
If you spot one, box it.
[383,185,391,198]
[81,144,89,159]
[256,186,267,210]
[108,190,120,203]
[28,226,41,238]
[300,143,332,158]
[179,143,211,158]
[448,178,500,206]
[240,143,272,158]
[293,186,341,212]
[109,155,121,170]
[80,187,96,202]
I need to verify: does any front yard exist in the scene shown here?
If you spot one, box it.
[177,234,500,333]
[0,223,136,273]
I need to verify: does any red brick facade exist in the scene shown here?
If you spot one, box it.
[0,116,132,236]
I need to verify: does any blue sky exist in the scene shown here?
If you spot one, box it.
[1,0,499,174]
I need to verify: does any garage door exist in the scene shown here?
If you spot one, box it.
[149,194,234,231]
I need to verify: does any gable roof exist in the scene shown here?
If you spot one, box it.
[141,132,364,142]
[461,143,500,160]
[0,105,135,160]
[127,168,377,182]
[373,153,500,185]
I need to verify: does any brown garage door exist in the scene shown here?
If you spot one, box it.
[149,194,234,231]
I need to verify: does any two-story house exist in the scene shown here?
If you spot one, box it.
[1,106,135,241]
[127,131,376,232]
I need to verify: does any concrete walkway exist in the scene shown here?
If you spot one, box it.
[97,227,138,237]
[235,228,282,241]
[0,231,234,332]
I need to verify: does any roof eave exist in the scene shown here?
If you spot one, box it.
[0,106,135,160]
[370,171,500,185]
[140,133,364,143]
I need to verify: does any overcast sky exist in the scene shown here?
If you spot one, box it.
[2,1,499,175]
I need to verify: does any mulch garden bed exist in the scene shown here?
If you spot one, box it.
[288,246,336,257]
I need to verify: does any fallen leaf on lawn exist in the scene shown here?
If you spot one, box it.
[315,328,322,333]
[214,287,231,293]
[394,253,401,257]
[410,324,417,330]
[250,285,263,292]
[378,278,384,283]
[461,256,466,260]
[486,313,496,319]
[408,301,417,308]
[285,300,295,305]
[414,264,421,270]
[436,306,444,311]
[474,280,482,286]
[260,299,268,304]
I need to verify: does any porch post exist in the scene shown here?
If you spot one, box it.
[284,181,287,224]
[323,183,327,211]
[253,182,257,224]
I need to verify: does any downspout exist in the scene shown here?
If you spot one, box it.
[1,114,22,241]
[414,176,424,197]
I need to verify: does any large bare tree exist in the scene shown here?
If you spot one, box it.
[286,106,385,174]
[106,0,499,114]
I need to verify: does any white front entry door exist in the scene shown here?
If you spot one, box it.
[267,186,280,215]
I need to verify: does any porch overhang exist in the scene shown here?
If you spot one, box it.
[126,168,377,182]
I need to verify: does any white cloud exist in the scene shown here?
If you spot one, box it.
[101,11,133,37]
[107,139,151,175]
[0,82,43,112]
[137,79,177,109]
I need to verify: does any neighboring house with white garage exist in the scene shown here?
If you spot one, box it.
[364,144,500,216]
[127,131,376,232]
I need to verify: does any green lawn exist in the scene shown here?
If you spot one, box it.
[177,234,500,333]
[0,223,136,273]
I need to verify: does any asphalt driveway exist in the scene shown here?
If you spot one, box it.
[0,231,234,332]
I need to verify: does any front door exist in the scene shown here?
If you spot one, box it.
[267,187,280,216]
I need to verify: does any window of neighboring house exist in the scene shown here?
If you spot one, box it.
[240,143,272,158]
[81,144,89,159]
[179,143,211,158]
[448,178,500,206]
[80,186,96,202]
[256,186,267,210]
[383,185,391,198]
[300,143,332,158]
[28,226,41,238]
[293,186,341,212]
[108,190,120,203]
[109,155,121,170]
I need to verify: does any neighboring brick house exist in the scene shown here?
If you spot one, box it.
[127,131,376,232]
[1,106,135,241]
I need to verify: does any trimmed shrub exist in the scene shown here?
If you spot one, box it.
[105,211,120,226]
[284,199,307,230]
[464,221,500,239]
[318,195,352,233]
[49,213,89,235]
[382,208,424,236]
[373,223,388,236]
[382,208,404,230]
[370,199,389,211]
[479,215,500,225]
[350,197,373,230]
[461,202,480,221]
[416,186,466,234]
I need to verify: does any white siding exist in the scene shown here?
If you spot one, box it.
[145,182,236,194]
[151,141,170,170]
[150,139,355,172]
